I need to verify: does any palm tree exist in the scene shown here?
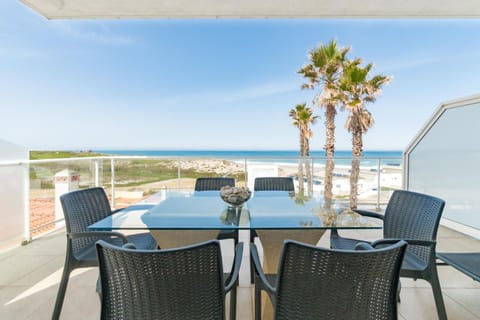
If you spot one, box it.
[339,61,391,209]
[298,40,350,207]
[289,103,318,195]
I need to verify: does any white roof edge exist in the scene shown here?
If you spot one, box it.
[33,14,480,20]
[18,0,480,20]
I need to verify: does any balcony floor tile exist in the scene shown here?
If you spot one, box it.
[0,225,478,319]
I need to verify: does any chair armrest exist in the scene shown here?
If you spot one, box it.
[224,242,244,293]
[122,243,137,249]
[250,243,276,296]
[353,209,384,220]
[355,242,375,251]
[372,238,435,248]
[68,231,129,244]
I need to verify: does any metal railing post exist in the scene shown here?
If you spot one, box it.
[244,158,248,187]
[177,158,181,189]
[94,159,100,187]
[111,158,115,209]
[310,157,314,196]
[376,158,381,211]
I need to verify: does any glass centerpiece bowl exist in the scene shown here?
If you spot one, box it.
[220,185,251,208]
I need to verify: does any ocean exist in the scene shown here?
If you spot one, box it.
[95,150,403,167]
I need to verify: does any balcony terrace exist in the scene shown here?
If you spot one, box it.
[0,143,478,319]
[0,152,479,318]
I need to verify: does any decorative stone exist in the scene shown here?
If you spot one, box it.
[220,186,251,207]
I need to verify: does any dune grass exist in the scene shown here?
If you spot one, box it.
[30,150,104,160]
[29,151,245,189]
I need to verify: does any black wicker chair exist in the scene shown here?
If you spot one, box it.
[194,177,239,245]
[52,187,158,320]
[96,239,243,320]
[195,177,235,191]
[253,177,295,193]
[251,240,407,320]
[249,177,295,283]
[330,190,447,320]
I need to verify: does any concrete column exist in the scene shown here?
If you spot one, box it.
[54,169,80,227]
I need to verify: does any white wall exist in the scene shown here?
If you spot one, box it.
[0,139,28,249]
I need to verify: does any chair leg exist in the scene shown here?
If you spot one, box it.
[250,260,255,284]
[52,258,73,320]
[96,275,102,301]
[234,231,239,246]
[229,286,237,320]
[430,268,448,320]
[250,231,256,284]
[254,277,262,320]
[397,279,401,302]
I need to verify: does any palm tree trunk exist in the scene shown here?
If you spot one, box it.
[305,160,312,196]
[298,128,305,194]
[324,104,336,209]
[350,158,360,209]
[304,137,313,196]
[298,157,304,195]
[349,130,363,209]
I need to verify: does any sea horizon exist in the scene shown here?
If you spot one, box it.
[94,149,402,157]
[94,149,403,167]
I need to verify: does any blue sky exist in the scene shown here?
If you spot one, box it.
[1,1,480,152]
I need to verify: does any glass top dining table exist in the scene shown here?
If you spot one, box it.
[88,190,382,231]
[88,189,382,319]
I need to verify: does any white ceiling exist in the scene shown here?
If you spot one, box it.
[19,0,480,19]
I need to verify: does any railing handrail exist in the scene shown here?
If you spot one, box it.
[0,154,403,166]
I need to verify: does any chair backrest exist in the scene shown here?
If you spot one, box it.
[60,187,112,254]
[274,240,407,320]
[96,240,226,320]
[383,190,445,265]
[195,177,235,191]
[253,177,294,192]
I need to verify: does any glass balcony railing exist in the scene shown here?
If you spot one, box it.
[405,95,480,237]
[1,155,403,245]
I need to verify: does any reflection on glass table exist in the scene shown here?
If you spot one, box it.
[88,190,381,231]
[247,194,380,229]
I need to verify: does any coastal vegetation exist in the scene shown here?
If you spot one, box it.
[30,150,104,160]
[29,151,245,190]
